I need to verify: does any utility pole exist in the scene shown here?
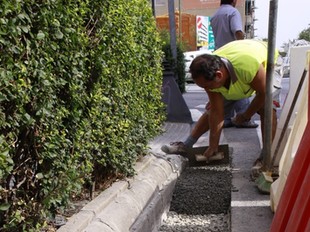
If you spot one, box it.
[179,0,182,42]
[168,0,178,80]
[151,0,155,17]
[262,0,279,171]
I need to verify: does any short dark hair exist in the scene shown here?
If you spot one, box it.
[221,0,234,5]
[189,54,222,81]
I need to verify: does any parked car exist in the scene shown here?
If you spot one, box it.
[184,50,212,82]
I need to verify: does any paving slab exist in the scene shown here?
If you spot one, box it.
[225,122,274,232]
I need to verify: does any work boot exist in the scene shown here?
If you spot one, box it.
[161,141,187,154]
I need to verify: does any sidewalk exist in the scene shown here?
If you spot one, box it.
[226,122,274,232]
[157,122,274,232]
[152,120,275,232]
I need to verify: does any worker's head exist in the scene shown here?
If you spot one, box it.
[189,54,225,90]
[221,0,237,7]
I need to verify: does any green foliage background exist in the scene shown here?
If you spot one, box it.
[298,25,310,42]
[0,0,164,230]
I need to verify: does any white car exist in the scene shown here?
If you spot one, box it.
[184,50,212,82]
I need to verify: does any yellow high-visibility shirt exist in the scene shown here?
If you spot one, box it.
[211,39,278,100]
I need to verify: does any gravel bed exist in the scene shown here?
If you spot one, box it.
[159,164,231,232]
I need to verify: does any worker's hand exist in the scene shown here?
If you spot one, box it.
[203,146,218,159]
[232,113,250,126]
[196,146,224,162]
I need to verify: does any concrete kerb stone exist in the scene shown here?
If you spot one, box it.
[94,194,143,232]
[57,180,129,232]
[130,162,182,232]
[56,211,93,232]
[57,151,187,232]
[83,221,115,232]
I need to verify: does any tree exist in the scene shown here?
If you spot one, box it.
[298,25,310,42]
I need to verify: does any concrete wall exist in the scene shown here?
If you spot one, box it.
[154,0,246,17]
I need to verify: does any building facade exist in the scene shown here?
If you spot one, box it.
[154,0,256,39]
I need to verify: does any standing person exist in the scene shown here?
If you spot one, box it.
[210,0,258,128]
[161,39,283,170]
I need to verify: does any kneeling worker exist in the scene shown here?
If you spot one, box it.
[161,39,283,169]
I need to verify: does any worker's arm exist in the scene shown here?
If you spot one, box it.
[204,90,224,158]
[234,64,266,124]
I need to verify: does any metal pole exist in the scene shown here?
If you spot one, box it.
[179,0,182,42]
[168,0,178,80]
[262,0,278,170]
[151,0,155,17]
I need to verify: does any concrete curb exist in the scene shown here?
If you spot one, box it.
[57,153,187,232]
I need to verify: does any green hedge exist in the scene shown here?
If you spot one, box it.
[0,0,164,230]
